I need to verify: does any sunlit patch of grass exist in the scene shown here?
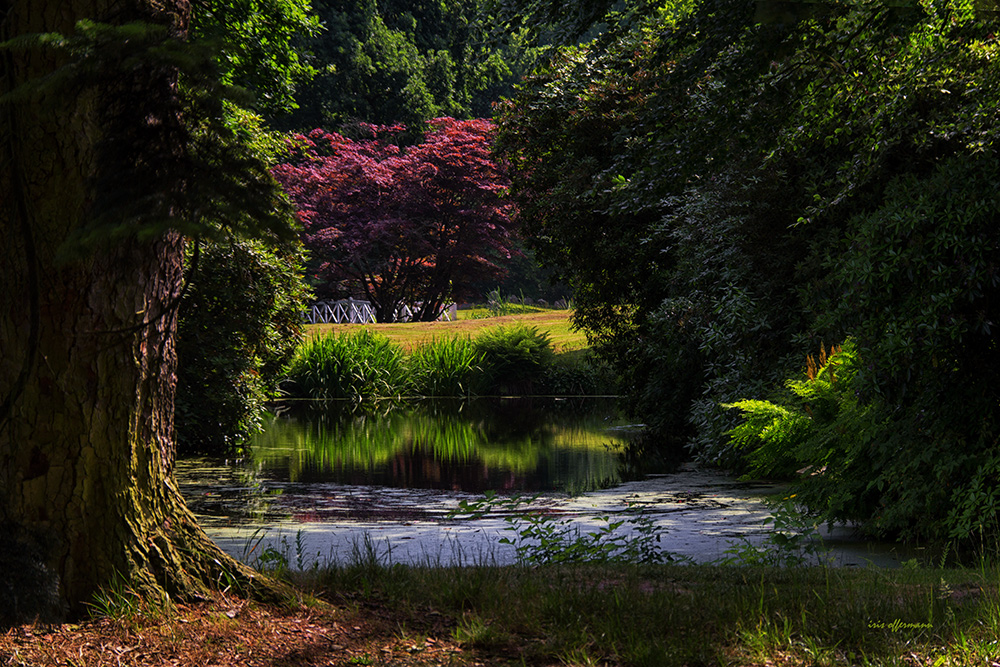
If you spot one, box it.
[283,329,407,400]
[306,310,587,354]
[407,335,482,396]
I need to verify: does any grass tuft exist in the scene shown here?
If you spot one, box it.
[406,336,482,397]
[283,329,406,400]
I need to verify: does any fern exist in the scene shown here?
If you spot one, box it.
[723,341,858,480]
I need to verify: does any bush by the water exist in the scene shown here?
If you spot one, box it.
[473,323,554,395]
[176,238,308,455]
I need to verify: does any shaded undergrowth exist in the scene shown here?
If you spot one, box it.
[292,558,1000,667]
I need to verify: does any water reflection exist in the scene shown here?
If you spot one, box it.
[248,397,636,495]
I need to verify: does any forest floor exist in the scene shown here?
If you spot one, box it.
[3,562,999,666]
[0,594,479,666]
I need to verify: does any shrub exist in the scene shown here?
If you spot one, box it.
[723,341,893,525]
[473,324,554,395]
[811,153,1000,542]
[283,330,406,400]
[723,337,1000,544]
[176,238,308,455]
[540,349,617,396]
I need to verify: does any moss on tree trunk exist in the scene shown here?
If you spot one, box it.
[0,0,288,622]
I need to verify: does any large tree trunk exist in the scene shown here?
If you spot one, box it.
[0,0,271,623]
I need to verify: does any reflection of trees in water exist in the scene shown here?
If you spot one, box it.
[249,398,628,492]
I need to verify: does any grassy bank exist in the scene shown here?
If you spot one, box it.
[6,560,999,666]
[284,312,612,399]
[300,560,1000,667]
[306,309,588,354]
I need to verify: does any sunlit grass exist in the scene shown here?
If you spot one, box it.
[306,310,588,354]
[286,312,608,400]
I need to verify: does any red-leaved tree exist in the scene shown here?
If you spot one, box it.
[272,117,517,322]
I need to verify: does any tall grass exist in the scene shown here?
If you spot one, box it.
[407,336,482,396]
[473,323,554,395]
[282,323,615,400]
[285,558,1000,667]
[283,329,407,400]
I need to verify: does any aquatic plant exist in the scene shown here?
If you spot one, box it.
[452,491,676,565]
[473,323,554,395]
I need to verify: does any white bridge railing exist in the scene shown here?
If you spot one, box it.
[304,299,457,324]
[304,299,377,324]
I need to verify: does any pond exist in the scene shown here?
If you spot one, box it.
[176,398,925,569]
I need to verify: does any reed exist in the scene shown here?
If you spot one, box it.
[406,336,483,396]
[283,329,407,400]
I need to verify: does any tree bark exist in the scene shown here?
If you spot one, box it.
[0,0,275,623]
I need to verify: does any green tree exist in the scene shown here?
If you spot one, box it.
[176,238,308,455]
[281,0,532,130]
[497,0,1000,541]
[176,2,316,455]
[191,0,321,118]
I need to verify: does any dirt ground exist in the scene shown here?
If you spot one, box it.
[0,594,501,667]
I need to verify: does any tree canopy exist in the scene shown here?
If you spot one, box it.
[495,0,1000,542]
[190,0,321,116]
[272,117,517,322]
[274,0,533,131]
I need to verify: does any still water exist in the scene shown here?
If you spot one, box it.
[246,397,636,495]
[176,398,921,568]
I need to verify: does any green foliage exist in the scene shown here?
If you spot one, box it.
[720,495,831,568]
[176,238,308,454]
[407,337,483,397]
[452,491,674,564]
[280,0,532,130]
[722,341,891,530]
[283,330,408,401]
[724,342,855,480]
[85,575,144,623]
[243,529,319,575]
[724,335,1000,543]
[541,350,616,396]
[809,152,1000,542]
[495,0,1000,545]
[473,324,555,395]
[191,0,322,117]
[823,152,1000,425]
[280,323,608,400]
[0,19,298,257]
